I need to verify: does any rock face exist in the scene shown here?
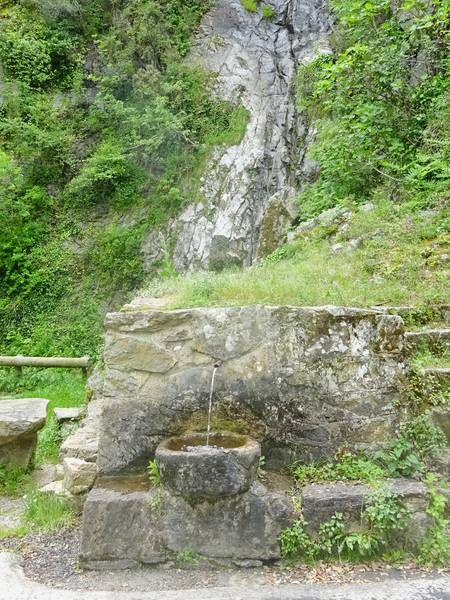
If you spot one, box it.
[80,476,294,569]
[173,0,331,271]
[0,398,49,467]
[97,305,405,474]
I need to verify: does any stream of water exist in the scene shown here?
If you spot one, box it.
[206,365,218,446]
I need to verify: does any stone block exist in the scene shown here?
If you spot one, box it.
[63,457,97,495]
[54,407,83,423]
[97,306,405,474]
[301,479,428,543]
[80,477,294,568]
[60,426,98,463]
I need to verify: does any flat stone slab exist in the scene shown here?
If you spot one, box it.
[54,407,83,423]
[60,426,98,463]
[301,479,427,532]
[0,398,49,444]
[405,329,450,353]
[0,398,49,467]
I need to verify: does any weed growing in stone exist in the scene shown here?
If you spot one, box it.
[147,460,161,487]
[418,474,450,567]
[279,489,410,562]
[291,453,386,485]
[241,0,258,12]
[147,491,163,514]
[262,4,275,18]
[175,550,201,567]
[376,415,446,477]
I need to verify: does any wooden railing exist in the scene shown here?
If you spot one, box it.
[0,355,91,376]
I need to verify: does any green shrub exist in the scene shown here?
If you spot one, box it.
[0,6,77,89]
[376,414,446,476]
[296,0,449,219]
[261,4,275,18]
[241,0,258,12]
[419,474,450,567]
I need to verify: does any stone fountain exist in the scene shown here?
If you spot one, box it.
[79,304,407,568]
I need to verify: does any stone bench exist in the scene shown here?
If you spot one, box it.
[0,398,49,467]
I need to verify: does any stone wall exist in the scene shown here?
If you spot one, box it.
[97,305,405,474]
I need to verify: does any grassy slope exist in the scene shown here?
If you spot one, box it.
[145,199,448,309]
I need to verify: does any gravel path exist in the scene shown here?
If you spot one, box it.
[1,524,448,592]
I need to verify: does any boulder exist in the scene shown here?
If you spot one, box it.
[63,457,97,495]
[172,0,332,271]
[0,398,49,467]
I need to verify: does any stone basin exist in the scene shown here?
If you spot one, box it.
[155,432,260,497]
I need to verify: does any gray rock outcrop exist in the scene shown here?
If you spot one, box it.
[173,0,331,271]
[0,398,49,467]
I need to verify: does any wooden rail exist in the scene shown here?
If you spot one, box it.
[0,355,91,376]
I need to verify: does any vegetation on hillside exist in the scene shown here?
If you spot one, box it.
[0,0,448,368]
[0,0,246,367]
[146,0,449,310]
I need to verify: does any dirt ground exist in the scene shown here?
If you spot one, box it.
[1,524,448,592]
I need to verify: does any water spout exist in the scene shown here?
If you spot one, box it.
[206,362,221,446]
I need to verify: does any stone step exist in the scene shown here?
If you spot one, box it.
[60,426,98,463]
[54,407,84,424]
[301,479,433,544]
[405,328,450,354]
[420,367,450,388]
[373,304,450,325]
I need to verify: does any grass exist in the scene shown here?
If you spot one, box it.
[0,465,30,497]
[24,491,75,533]
[411,350,450,370]
[20,371,86,465]
[409,336,450,371]
[241,0,258,12]
[0,369,86,464]
[143,200,449,310]
[262,4,275,18]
